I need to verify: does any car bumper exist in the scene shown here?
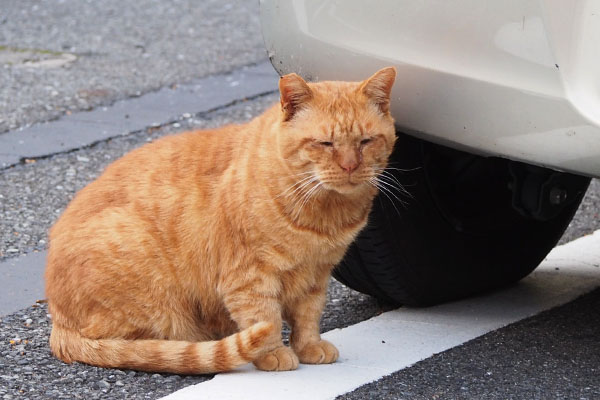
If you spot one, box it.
[260,0,600,177]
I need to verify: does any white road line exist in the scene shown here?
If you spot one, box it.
[162,231,600,400]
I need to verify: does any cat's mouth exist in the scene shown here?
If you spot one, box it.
[322,176,370,194]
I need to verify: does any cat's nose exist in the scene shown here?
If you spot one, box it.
[335,147,360,174]
[339,161,359,174]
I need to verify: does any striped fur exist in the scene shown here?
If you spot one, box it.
[49,322,276,374]
[45,68,397,373]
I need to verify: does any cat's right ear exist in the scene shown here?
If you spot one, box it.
[279,73,313,122]
[360,67,397,114]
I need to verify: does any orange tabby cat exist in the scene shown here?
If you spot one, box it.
[45,67,397,374]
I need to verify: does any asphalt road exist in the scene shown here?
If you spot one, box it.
[1,1,599,399]
[0,0,265,133]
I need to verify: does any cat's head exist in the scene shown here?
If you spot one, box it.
[277,67,397,195]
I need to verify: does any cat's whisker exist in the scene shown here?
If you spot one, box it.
[286,170,318,179]
[293,180,323,219]
[286,177,320,216]
[373,176,408,205]
[369,178,402,217]
[382,162,422,172]
[286,176,320,201]
[376,170,413,198]
[383,178,412,201]
[277,173,318,199]
[373,180,404,216]
[296,180,321,208]
[374,173,410,202]
[370,165,413,199]
[286,172,318,188]
[304,181,324,207]
[375,169,403,186]
[366,178,380,192]
[380,166,422,172]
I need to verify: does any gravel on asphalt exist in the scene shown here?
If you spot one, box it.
[0,301,208,400]
[0,0,266,133]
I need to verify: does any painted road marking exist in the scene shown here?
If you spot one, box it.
[162,230,600,400]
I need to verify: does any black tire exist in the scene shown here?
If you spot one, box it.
[334,132,590,306]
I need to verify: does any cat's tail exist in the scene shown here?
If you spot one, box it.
[49,321,278,374]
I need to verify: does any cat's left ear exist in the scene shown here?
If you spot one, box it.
[279,73,313,122]
[360,67,397,114]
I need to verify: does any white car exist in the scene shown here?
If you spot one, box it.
[260,0,599,305]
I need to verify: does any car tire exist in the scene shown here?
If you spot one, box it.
[334,132,590,306]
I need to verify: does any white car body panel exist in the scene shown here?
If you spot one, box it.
[260,0,600,177]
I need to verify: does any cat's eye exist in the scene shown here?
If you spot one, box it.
[319,141,334,147]
[360,138,373,145]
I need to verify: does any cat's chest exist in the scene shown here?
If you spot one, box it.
[292,216,366,257]
[263,230,354,275]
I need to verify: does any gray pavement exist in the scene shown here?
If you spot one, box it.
[0,0,265,133]
[0,61,278,168]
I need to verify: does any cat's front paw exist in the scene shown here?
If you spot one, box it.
[253,346,299,371]
[296,340,339,364]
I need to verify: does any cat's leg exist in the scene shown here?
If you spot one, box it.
[222,274,299,371]
[285,270,339,365]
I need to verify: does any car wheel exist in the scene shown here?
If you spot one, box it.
[334,132,590,306]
